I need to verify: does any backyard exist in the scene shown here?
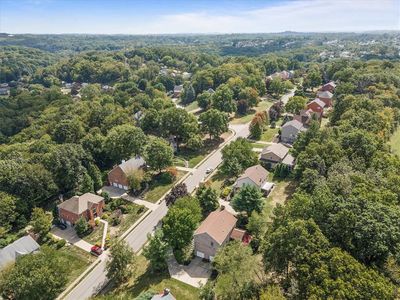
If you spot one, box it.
[99,255,199,300]
[267,179,297,210]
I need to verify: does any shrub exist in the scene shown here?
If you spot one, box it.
[95,219,100,226]
[221,187,232,199]
[75,217,90,238]
[56,239,66,249]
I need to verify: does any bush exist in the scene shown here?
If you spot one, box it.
[95,219,100,226]
[56,239,66,249]
[110,215,121,226]
[221,187,232,199]
[75,217,90,238]
[102,212,109,220]
[270,121,276,129]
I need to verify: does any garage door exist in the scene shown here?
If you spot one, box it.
[112,182,118,187]
[118,184,123,189]
[123,186,128,190]
[196,251,205,258]
[209,256,214,261]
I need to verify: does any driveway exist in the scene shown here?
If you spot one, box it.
[98,186,127,198]
[51,226,93,252]
[167,254,211,288]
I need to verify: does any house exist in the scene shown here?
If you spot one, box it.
[319,81,336,93]
[294,108,322,125]
[266,70,294,82]
[173,85,183,98]
[0,87,10,96]
[230,228,252,246]
[307,98,326,113]
[316,90,334,107]
[151,289,176,300]
[233,165,274,195]
[58,193,105,226]
[207,88,215,94]
[260,143,295,169]
[0,235,40,269]
[281,119,306,144]
[108,156,146,190]
[182,72,192,80]
[194,209,237,261]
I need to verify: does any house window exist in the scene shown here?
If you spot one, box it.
[211,241,214,246]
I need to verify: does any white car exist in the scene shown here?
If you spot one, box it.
[205,168,214,174]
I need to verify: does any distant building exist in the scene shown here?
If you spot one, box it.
[319,81,336,93]
[294,109,322,125]
[0,87,10,96]
[316,91,334,107]
[233,165,273,195]
[307,98,326,114]
[151,288,176,300]
[173,85,183,98]
[0,236,40,269]
[281,120,306,144]
[58,193,105,226]
[260,143,295,169]
[108,156,146,190]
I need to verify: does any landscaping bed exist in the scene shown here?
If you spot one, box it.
[144,171,186,203]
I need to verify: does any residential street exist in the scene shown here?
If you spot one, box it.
[62,121,250,300]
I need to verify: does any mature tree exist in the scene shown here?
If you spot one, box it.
[221,138,258,176]
[163,196,201,251]
[104,124,147,163]
[285,96,308,114]
[196,185,219,215]
[52,119,85,144]
[161,107,199,149]
[127,169,145,192]
[145,137,173,173]
[140,108,160,135]
[186,134,204,150]
[239,87,259,108]
[196,91,213,110]
[268,101,284,122]
[259,285,285,300]
[181,83,196,104]
[106,240,136,285]
[80,84,101,100]
[212,84,236,113]
[0,192,18,232]
[303,69,322,90]
[250,115,264,139]
[0,246,68,300]
[74,216,90,237]
[212,241,260,300]
[165,183,188,206]
[199,109,228,140]
[268,78,285,96]
[30,207,53,239]
[231,184,264,216]
[143,229,169,272]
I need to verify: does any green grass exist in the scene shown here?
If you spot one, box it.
[144,171,186,203]
[250,142,267,149]
[58,245,95,286]
[231,100,273,124]
[259,127,279,142]
[97,256,199,300]
[177,138,224,168]
[389,127,400,156]
[173,157,187,167]
[83,222,105,245]
[117,205,148,234]
[184,101,200,112]
[266,179,297,212]
[321,117,329,128]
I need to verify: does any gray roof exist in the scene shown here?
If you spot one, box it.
[58,193,104,215]
[173,85,183,92]
[151,292,176,300]
[282,119,304,131]
[282,153,295,166]
[236,165,268,187]
[119,156,146,174]
[310,98,326,108]
[317,91,333,98]
[0,235,40,268]
[262,143,290,160]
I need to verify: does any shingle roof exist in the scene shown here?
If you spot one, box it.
[317,90,333,98]
[151,292,176,300]
[119,156,146,174]
[58,193,104,215]
[282,153,295,166]
[0,236,40,268]
[237,165,268,187]
[173,85,183,92]
[310,98,326,108]
[194,209,237,245]
[261,143,289,160]
[282,119,304,130]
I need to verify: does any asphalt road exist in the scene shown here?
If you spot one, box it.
[63,122,250,300]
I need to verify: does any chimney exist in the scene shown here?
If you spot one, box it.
[163,288,170,296]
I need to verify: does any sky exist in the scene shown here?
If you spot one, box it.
[1,0,399,34]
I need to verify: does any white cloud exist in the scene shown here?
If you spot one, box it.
[143,0,400,34]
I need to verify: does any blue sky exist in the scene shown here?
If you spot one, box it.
[1,0,399,34]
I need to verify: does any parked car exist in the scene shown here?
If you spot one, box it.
[90,245,103,256]
[55,222,67,230]
[206,168,214,174]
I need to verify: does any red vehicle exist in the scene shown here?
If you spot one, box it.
[90,245,103,256]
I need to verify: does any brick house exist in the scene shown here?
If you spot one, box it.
[194,209,237,261]
[293,108,322,125]
[57,193,105,226]
[316,91,334,107]
[307,98,326,113]
[108,156,146,190]
[319,81,336,93]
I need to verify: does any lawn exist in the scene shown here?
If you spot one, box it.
[116,204,148,234]
[231,100,273,124]
[267,179,297,212]
[58,245,95,287]
[99,255,199,300]
[389,127,400,156]
[176,99,200,112]
[259,127,279,142]
[144,171,186,203]
[173,157,187,167]
[250,142,266,149]
[83,222,105,245]
[177,138,225,168]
